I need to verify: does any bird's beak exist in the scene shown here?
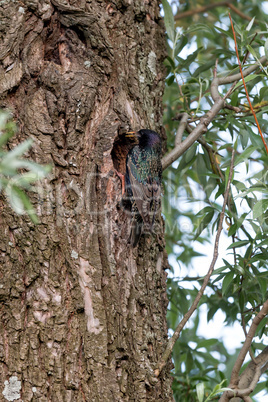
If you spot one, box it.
[125,131,139,143]
[125,131,136,137]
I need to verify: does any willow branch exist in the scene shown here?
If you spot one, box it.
[231,347,268,402]
[175,112,188,146]
[230,299,268,387]
[218,55,267,85]
[155,150,235,377]
[161,96,225,170]
[219,302,268,402]
[241,315,256,363]
[220,367,261,402]
[161,55,267,171]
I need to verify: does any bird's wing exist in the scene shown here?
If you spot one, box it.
[127,154,161,229]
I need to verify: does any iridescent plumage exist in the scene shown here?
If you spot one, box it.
[125,129,162,247]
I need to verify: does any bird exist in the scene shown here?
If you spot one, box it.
[124,129,162,247]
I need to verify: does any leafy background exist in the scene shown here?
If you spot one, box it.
[161,0,268,400]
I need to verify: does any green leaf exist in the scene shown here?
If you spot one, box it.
[233,146,257,167]
[186,24,213,35]
[174,35,188,58]
[246,16,255,31]
[204,379,233,400]
[247,45,265,71]
[258,238,268,247]
[162,0,175,42]
[186,350,194,372]
[194,210,214,240]
[185,144,197,163]
[5,184,25,215]
[166,75,175,86]
[0,132,12,148]
[181,47,203,69]
[225,165,232,189]
[227,240,249,249]
[11,172,44,187]
[227,222,237,237]
[5,185,39,223]
[239,291,245,312]
[196,382,204,402]
[165,56,175,69]
[264,38,268,60]
[222,259,234,270]
[193,60,216,77]
[196,206,215,216]
[222,271,234,295]
[196,339,218,349]
[0,159,50,176]
[233,74,260,90]
[253,199,268,220]
[257,277,267,298]
[0,112,16,147]
[255,316,268,337]
[0,110,10,130]
[1,138,33,163]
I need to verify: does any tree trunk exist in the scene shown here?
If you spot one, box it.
[0,1,173,401]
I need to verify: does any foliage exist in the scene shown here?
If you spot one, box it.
[0,111,51,223]
[162,1,268,400]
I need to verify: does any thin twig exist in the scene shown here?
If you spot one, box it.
[218,55,267,85]
[155,150,235,377]
[229,13,268,154]
[174,1,251,22]
[241,315,256,363]
[175,112,188,146]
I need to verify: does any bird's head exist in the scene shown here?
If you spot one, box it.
[125,131,139,145]
[125,129,161,149]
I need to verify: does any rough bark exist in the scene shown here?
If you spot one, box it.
[0,1,172,401]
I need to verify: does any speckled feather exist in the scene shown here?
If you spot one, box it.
[125,129,162,247]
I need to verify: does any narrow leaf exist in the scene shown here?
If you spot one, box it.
[0,131,13,148]
[174,35,188,58]
[246,16,255,31]
[4,185,39,223]
[196,383,205,402]
[162,0,175,42]
[233,74,259,90]
[5,184,25,214]
[1,138,33,162]
[196,339,218,349]
[227,240,249,249]
[253,199,268,220]
[222,271,234,295]
[194,210,214,240]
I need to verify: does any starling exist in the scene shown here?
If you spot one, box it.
[125,129,162,247]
